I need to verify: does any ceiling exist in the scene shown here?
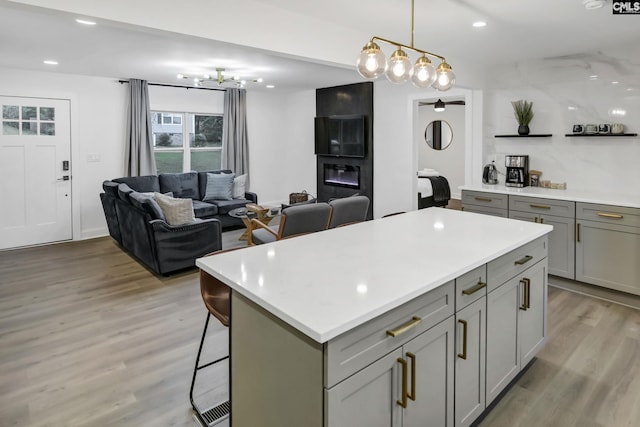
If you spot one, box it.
[1,0,639,92]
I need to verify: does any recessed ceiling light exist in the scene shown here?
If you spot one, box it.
[568,106,577,110]
[589,75,598,80]
[75,18,96,25]
[583,0,605,10]
[611,81,619,84]
[627,88,634,91]
[472,21,487,28]
[43,60,58,65]
[266,85,275,89]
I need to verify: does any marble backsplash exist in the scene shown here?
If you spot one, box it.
[482,44,639,195]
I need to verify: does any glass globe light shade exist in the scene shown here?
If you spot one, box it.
[432,61,456,91]
[356,41,386,79]
[385,48,412,84]
[411,55,437,88]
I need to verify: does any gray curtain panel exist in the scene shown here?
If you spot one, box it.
[125,79,157,176]
[222,88,250,188]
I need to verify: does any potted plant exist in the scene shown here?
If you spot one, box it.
[511,100,534,135]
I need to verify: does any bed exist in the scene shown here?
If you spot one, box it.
[417,170,450,209]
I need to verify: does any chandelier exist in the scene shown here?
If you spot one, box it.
[356,0,455,91]
[177,68,263,88]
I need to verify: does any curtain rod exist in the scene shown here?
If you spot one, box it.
[118,80,225,92]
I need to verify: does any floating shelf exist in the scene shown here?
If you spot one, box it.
[494,134,553,138]
[564,133,637,137]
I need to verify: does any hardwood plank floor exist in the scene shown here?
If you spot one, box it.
[1,234,639,426]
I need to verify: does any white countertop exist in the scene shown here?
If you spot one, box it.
[460,184,640,209]
[197,209,552,343]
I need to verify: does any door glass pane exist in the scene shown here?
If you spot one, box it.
[2,121,19,135]
[3,105,19,120]
[191,150,222,171]
[40,107,55,121]
[154,151,184,174]
[40,122,55,136]
[190,114,223,148]
[22,122,38,135]
[22,106,37,120]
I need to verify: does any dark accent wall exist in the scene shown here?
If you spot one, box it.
[316,82,374,219]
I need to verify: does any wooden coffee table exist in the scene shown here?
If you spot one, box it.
[229,204,279,241]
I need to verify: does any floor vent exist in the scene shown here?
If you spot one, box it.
[201,400,230,425]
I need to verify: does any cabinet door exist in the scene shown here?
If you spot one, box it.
[518,259,548,367]
[325,348,402,427]
[454,297,486,427]
[542,214,575,280]
[403,318,455,427]
[576,220,640,296]
[486,277,519,405]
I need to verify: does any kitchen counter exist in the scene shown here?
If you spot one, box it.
[197,208,552,343]
[460,184,640,209]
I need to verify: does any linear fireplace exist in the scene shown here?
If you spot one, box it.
[323,164,360,189]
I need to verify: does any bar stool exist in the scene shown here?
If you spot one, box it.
[190,249,238,426]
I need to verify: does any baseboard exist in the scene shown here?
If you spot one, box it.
[549,275,640,310]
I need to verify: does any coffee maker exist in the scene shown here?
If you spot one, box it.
[505,155,529,187]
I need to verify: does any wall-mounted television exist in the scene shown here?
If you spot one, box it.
[314,115,366,158]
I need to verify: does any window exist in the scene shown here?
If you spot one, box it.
[152,112,223,173]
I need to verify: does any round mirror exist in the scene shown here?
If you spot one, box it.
[425,120,453,150]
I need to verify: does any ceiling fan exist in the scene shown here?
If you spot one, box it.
[177,68,263,88]
[419,98,465,112]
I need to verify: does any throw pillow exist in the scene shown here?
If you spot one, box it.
[233,174,247,199]
[204,172,235,201]
[153,192,195,226]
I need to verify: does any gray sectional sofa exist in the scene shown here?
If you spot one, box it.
[100,170,257,275]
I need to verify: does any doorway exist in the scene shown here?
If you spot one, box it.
[0,96,72,249]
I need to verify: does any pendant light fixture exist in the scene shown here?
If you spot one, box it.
[357,0,455,91]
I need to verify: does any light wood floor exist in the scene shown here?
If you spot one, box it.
[1,233,639,426]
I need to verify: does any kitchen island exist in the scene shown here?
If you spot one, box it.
[197,208,552,427]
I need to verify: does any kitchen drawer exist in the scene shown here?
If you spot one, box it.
[455,264,487,311]
[462,190,509,210]
[487,236,548,291]
[576,202,640,228]
[462,205,508,218]
[510,196,575,218]
[324,280,454,388]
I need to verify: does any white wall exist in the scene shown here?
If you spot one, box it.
[0,67,129,241]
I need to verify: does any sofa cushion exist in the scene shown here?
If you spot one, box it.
[129,191,166,221]
[159,172,200,200]
[203,172,235,201]
[233,174,247,199]
[197,170,233,198]
[117,183,135,202]
[211,198,250,215]
[153,192,196,226]
[113,175,160,193]
[192,200,219,218]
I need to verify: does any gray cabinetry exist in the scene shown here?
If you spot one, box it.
[509,196,575,279]
[576,203,640,296]
[486,237,548,405]
[461,190,508,217]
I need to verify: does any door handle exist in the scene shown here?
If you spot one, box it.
[57,175,70,181]
[406,352,416,401]
[519,279,528,311]
[457,319,468,360]
[397,357,408,408]
[576,223,581,242]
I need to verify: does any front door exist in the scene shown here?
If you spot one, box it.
[0,96,72,250]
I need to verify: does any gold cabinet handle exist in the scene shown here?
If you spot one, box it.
[514,255,533,265]
[597,212,624,219]
[576,223,581,242]
[534,217,538,223]
[406,352,416,401]
[540,217,544,224]
[387,316,422,337]
[457,319,468,360]
[474,196,492,202]
[519,278,531,311]
[530,204,551,209]
[462,281,486,295]
[397,357,408,408]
